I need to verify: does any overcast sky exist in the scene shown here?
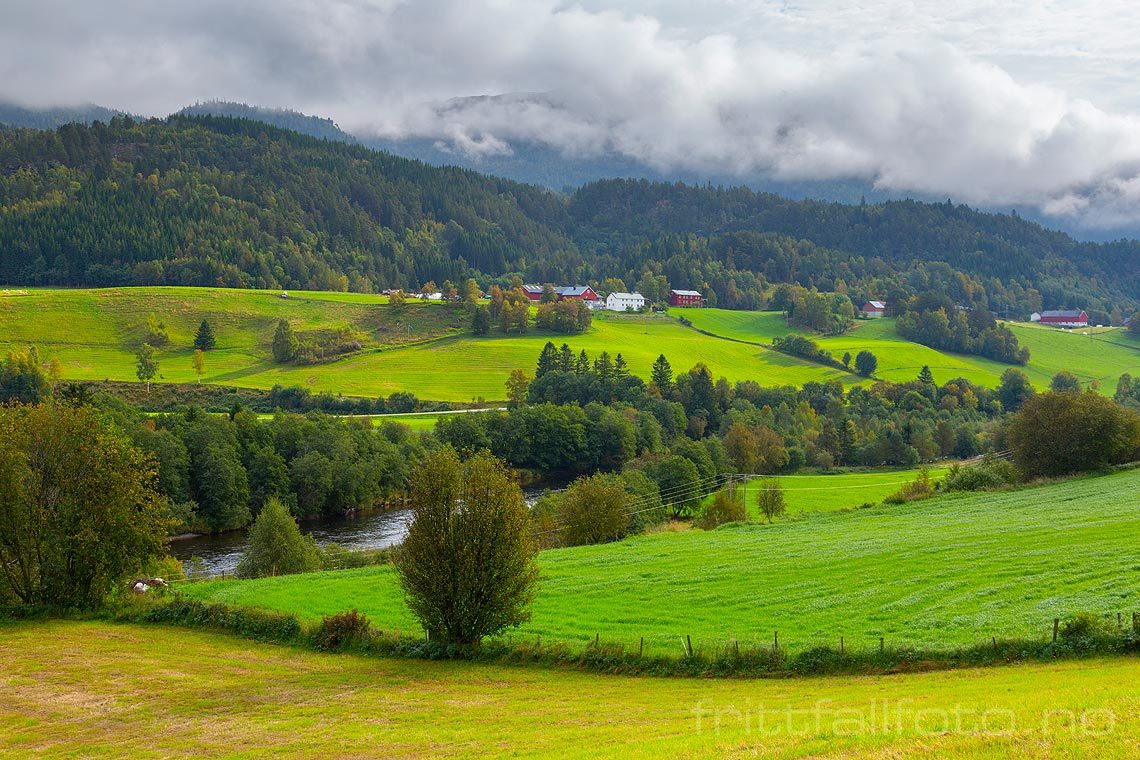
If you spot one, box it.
[4,1,1140,229]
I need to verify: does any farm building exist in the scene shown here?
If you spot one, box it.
[669,289,703,307]
[605,292,645,312]
[860,300,886,317]
[523,284,600,303]
[1030,310,1088,328]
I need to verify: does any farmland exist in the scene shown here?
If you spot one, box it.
[681,308,1140,391]
[183,468,1140,654]
[3,621,1137,758]
[739,466,952,516]
[4,287,1138,401]
[0,287,855,402]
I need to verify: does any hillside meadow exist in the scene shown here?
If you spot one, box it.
[3,288,1137,401]
[0,287,855,402]
[3,621,1137,758]
[681,308,1140,391]
[183,469,1140,655]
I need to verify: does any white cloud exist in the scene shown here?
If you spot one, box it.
[4,1,1140,229]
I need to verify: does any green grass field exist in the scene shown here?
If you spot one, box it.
[3,621,1136,758]
[0,287,857,402]
[737,467,952,517]
[4,288,1137,400]
[183,469,1140,654]
[681,309,1140,391]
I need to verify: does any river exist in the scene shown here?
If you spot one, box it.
[170,509,414,578]
[169,488,557,578]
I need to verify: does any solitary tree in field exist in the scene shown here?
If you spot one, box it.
[192,349,205,384]
[135,343,158,392]
[854,350,878,377]
[272,320,298,363]
[395,448,538,647]
[194,319,216,351]
[757,478,786,523]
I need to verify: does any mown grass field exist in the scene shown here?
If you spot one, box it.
[681,308,1140,391]
[0,287,857,401]
[739,467,952,517]
[2,620,1137,758]
[183,469,1140,654]
[4,287,1137,400]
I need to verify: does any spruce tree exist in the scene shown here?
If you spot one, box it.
[535,342,559,377]
[272,320,297,363]
[193,319,216,351]
[918,365,935,386]
[651,354,673,391]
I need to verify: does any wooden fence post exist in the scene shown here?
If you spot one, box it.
[639,637,644,657]
[773,631,779,653]
[594,632,599,649]
[1053,618,1060,643]
[879,637,884,653]
[686,634,693,657]
[839,636,844,654]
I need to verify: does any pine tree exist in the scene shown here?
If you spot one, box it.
[918,365,935,386]
[193,319,216,351]
[651,354,673,391]
[558,343,574,372]
[471,304,491,336]
[536,342,559,377]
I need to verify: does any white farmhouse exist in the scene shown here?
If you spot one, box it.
[606,292,645,312]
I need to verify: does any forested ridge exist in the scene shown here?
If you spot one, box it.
[2,115,1138,321]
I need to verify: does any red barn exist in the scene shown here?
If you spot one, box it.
[522,285,599,302]
[1032,310,1088,328]
[669,289,703,307]
[860,300,886,317]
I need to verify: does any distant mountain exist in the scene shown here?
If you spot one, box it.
[176,101,358,144]
[0,101,126,130]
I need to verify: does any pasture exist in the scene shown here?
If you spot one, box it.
[738,467,952,516]
[3,621,1136,758]
[183,469,1140,654]
[681,308,1140,391]
[0,287,855,401]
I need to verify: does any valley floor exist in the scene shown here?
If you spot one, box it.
[1,620,1137,758]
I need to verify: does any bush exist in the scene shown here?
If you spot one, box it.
[312,609,372,651]
[395,449,538,647]
[1060,611,1116,645]
[234,497,321,579]
[698,489,745,529]
[941,455,1018,492]
[1007,392,1140,478]
[883,468,935,504]
[559,473,632,546]
[756,478,786,522]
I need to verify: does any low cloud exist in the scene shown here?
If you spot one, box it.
[4,1,1140,229]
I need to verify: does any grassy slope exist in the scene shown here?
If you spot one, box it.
[0,288,856,401]
[741,467,951,516]
[681,309,1140,391]
[183,469,1140,653]
[2,621,1137,758]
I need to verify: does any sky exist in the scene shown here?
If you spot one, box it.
[3,1,1140,230]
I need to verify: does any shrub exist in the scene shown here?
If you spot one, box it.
[854,350,878,377]
[756,478,786,522]
[1060,611,1116,645]
[234,497,321,579]
[883,468,935,504]
[559,473,632,546]
[313,609,372,651]
[698,489,745,529]
[1007,392,1140,478]
[941,455,1018,492]
[395,449,538,647]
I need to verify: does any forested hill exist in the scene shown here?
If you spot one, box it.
[0,116,575,290]
[1,116,1138,320]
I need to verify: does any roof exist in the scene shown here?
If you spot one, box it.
[671,289,703,297]
[522,284,545,294]
[557,286,595,297]
[864,300,886,309]
[1040,310,1086,319]
[607,292,643,299]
